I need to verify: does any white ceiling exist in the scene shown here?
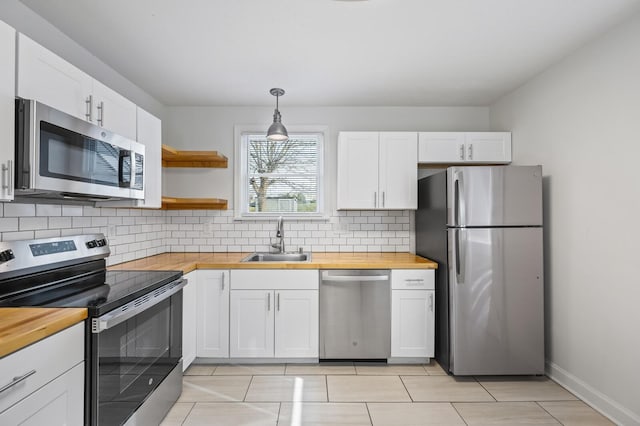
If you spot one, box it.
[20,0,640,107]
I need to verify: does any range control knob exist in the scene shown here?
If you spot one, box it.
[97,239,107,247]
[0,249,15,263]
[86,240,97,249]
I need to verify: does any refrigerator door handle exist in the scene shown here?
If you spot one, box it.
[454,179,460,227]
[455,229,465,284]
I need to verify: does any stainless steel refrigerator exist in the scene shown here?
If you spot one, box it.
[416,165,544,375]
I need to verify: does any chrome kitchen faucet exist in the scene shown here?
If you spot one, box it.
[271,216,285,253]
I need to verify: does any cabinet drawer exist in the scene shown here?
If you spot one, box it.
[0,322,84,413]
[391,269,435,290]
[231,270,318,290]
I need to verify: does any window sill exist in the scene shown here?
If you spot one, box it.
[233,213,330,222]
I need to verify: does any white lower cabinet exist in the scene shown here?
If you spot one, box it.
[274,290,319,358]
[182,271,198,370]
[229,270,319,359]
[0,363,84,426]
[0,322,84,425]
[229,290,274,358]
[391,270,435,358]
[196,270,230,358]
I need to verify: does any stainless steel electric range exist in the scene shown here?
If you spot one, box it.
[0,234,185,426]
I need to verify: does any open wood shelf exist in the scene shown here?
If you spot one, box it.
[161,144,228,168]
[161,197,228,210]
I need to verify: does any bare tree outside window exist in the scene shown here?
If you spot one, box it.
[245,134,320,214]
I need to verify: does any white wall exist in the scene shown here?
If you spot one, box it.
[490,13,640,426]
[0,1,165,118]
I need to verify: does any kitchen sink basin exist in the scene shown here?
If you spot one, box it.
[241,252,312,262]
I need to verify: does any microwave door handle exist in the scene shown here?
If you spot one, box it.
[118,150,132,188]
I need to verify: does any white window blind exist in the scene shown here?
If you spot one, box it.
[242,133,322,215]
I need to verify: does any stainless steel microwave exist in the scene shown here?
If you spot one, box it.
[14,99,145,203]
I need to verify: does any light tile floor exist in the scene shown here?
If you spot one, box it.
[161,362,614,426]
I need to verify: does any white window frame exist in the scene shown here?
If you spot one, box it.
[234,125,327,220]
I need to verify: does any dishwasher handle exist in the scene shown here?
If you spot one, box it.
[321,272,389,282]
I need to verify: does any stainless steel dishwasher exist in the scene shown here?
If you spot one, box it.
[319,269,391,359]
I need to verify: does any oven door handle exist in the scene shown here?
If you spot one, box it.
[92,278,186,333]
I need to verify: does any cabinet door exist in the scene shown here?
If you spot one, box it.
[16,33,92,121]
[418,132,465,163]
[465,132,512,163]
[182,271,198,370]
[92,79,137,140]
[337,132,379,209]
[0,20,15,201]
[197,270,230,358]
[0,363,84,426]
[135,107,162,208]
[274,290,319,358]
[230,290,274,358]
[379,132,417,209]
[391,290,434,358]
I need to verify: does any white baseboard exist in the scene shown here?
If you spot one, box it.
[546,360,640,426]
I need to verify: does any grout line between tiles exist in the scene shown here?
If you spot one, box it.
[474,377,498,402]
[450,402,470,426]
[364,402,374,426]
[243,375,254,402]
[535,401,565,425]
[398,375,415,402]
[276,402,282,426]
[179,402,196,426]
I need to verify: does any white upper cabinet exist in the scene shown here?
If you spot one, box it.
[134,107,162,208]
[418,132,511,164]
[91,79,137,140]
[0,19,15,201]
[16,33,136,139]
[337,131,417,210]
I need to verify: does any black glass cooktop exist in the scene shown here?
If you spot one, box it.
[0,269,182,317]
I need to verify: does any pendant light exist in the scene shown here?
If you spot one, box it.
[266,88,289,141]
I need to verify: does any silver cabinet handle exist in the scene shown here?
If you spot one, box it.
[468,143,473,160]
[221,272,225,291]
[277,293,280,311]
[85,95,93,121]
[97,101,104,126]
[374,192,377,208]
[0,370,36,394]
[321,272,389,282]
[404,278,424,286]
[429,293,434,312]
[267,292,271,311]
[382,191,385,207]
[459,144,464,160]
[1,160,12,197]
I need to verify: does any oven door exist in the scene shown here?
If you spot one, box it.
[15,99,145,200]
[89,279,184,426]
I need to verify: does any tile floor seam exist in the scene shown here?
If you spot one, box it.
[276,402,282,426]
[364,402,374,426]
[398,375,415,402]
[325,374,329,402]
[449,402,471,426]
[243,375,255,402]
[535,401,565,425]
[474,377,498,402]
[179,402,196,426]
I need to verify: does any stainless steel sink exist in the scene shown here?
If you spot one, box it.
[241,252,312,262]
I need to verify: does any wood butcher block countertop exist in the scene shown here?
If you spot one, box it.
[0,308,87,358]
[109,252,437,274]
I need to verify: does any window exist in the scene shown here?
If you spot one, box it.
[236,129,324,218]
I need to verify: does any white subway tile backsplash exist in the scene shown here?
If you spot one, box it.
[0,204,413,260]
[4,203,36,217]
[19,217,48,231]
